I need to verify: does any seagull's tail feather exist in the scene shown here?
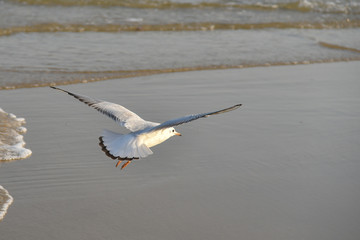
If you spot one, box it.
[99,130,153,160]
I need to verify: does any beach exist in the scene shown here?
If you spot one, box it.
[1,0,360,238]
[0,62,360,239]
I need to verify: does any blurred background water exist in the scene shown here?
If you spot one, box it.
[0,0,359,89]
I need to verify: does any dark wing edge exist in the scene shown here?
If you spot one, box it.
[150,104,242,131]
[50,86,155,132]
[99,136,139,161]
[50,86,125,124]
[203,104,242,117]
[50,86,101,107]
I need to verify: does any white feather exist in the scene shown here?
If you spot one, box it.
[101,130,153,159]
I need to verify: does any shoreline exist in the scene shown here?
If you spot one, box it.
[0,185,13,222]
[2,20,360,37]
[1,58,359,91]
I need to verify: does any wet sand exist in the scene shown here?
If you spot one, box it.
[0,62,360,240]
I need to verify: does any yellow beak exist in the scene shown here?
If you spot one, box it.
[175,132,182,136]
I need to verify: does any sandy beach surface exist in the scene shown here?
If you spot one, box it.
[0,62,359,240]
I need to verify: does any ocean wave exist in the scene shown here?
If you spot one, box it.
[318,41,360,53]
[1,58,359,90]
[1,20,359,37]
[0,108,32,161]
[7,0,360,14]
[0,185,13,221]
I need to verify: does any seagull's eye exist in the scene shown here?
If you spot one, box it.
[172,129,174,132]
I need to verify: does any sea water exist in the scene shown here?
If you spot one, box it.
[0,0,359,89]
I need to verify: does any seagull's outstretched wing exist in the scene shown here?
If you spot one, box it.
[149,104,241,131]
[50,86,158,132]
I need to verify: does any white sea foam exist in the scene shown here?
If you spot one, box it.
[125,18,143,23]
[0,185,13,221]
[0,108,32,161]
[299,0,352,13]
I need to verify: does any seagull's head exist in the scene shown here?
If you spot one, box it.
[168,127,182,137]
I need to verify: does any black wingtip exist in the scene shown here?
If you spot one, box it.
[50,86,66,92]
[229,104,242,111]
[219,103,242,114]
[50,86,80,99]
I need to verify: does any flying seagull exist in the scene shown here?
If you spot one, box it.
[50,86,241,169]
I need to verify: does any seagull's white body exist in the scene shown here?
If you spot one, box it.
[51,86,241,169]
[141,129,174,148]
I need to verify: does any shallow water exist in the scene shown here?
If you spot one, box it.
[1,28,360,89]
[0,62,359,239]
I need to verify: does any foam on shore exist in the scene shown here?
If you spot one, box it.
[0,185,13,221]
[0,108,32,161]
